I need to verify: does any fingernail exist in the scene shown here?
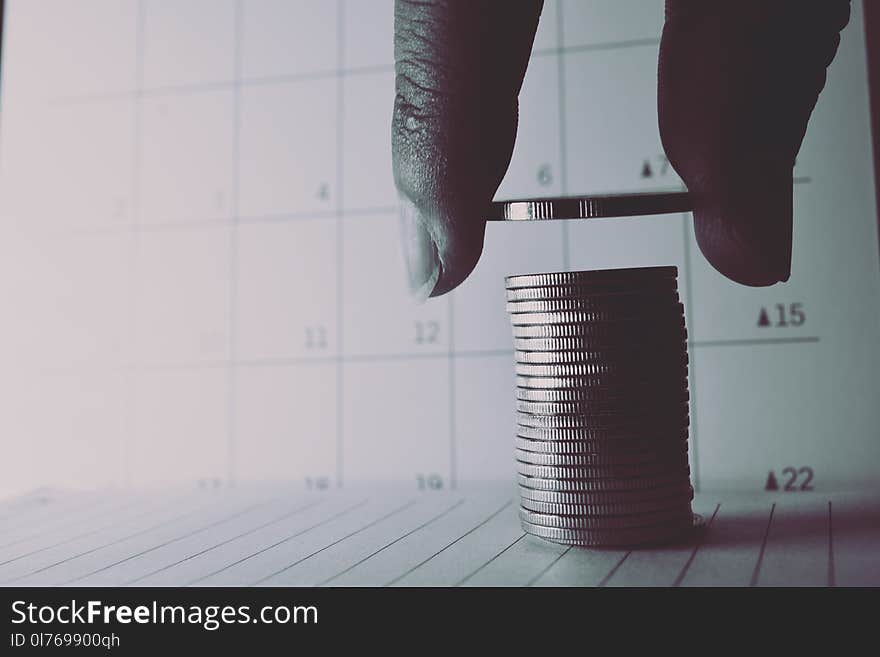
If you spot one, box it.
[399,198,440,302]
[692,171,793,287]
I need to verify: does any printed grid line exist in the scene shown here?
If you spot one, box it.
[455,533,526,587]
[57,175,810,238]
[448,294,457,489]
[0,505,164,572]
[749,502,776,587]
[383,500,513,587]
[251,499,416,586]
[226,0,244,486]
[122,498,324,585]
[318,499,465,586]
[2,496,221,584]
[44,37,664,108]
[187,497,369,586]
[26,338,821,382]
[597,550,630,587]
[526,545,572,586]
[0,497,152,556]
[64,499,277,585]
[335,0,346,488]
[556,1,570,269]
[122,0,147,488]
[671,502,721,587]
[827,500,835,587]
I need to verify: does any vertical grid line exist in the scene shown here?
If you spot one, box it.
[672,502,720,587]
[680,212,700,492]
[124,0,147,486]
[527,545,571,586]
[448,295,457,489]
[555,1,570,269]
[827,501,835,587]
[227,0,244,486]
[598,550,630,587]
[749,502,775,587]
[455,533,526,586]
[335,0,346,488]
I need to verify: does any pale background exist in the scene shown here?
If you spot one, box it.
[0,0,877,499]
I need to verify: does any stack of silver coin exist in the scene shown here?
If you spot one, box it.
[506,266,695,546]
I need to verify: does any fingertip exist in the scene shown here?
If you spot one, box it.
[691,175,793,287]
[429,216,486,297]
[391,0,540,299]
[399,198,441,303]
[397,191,487,300]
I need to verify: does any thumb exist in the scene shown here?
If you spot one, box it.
[392,0,543,300]
[659,0,851,286]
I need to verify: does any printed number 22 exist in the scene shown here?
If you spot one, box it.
[783,466,814,491]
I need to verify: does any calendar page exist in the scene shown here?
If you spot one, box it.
[0,0,878,500]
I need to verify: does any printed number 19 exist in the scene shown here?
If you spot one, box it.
[417,474,443,490]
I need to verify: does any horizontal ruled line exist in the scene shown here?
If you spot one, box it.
[47,38,667,108]
[690,337,820,348]
[30,337,821,378]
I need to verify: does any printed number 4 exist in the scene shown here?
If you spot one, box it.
[306,326,328,349]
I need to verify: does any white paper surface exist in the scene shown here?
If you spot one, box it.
[0,1,877,499]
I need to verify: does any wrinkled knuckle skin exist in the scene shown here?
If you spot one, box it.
[392,0,541,204]
[391,75,451,212]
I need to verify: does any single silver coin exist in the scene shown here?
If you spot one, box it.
[505,295,680,315]
[513,332,687,352]
[518,505,694,530]
[517,470,690,492]
[516,458,689,480]
[519,483,695,505]
[514,347,687,365]
[519,514,699,547]
[506,266,678,289]
[490,194,692,222]
[516,409,690,430]
[520,493,694,517]
[512,317,686,338]
[514,435,689,455]
[505,281,679,302]
[515,444,689,466]
[516,385,688,403]
[515,395,690,415]
[515,358,688,378]
[508,306,685,326]
[515,373,689,390]
[517,424,690,442]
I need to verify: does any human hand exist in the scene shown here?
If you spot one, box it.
[392,0,851,300]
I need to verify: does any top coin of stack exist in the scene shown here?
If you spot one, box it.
[505,266,695,547]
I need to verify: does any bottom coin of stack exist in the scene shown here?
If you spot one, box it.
[506,266,698,547]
